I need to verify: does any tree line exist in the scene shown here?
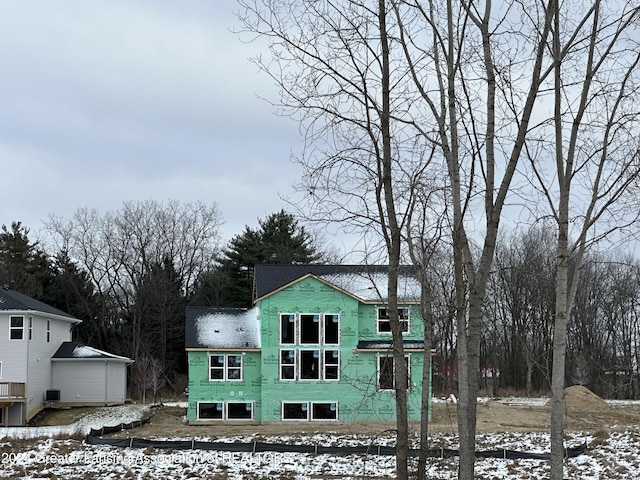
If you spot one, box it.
[430,223,640,401]
[4,206,640,403]
[0,201,322,396]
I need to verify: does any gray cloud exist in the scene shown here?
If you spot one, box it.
[0,0,303,243]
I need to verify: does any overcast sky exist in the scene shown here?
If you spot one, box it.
[0,1,307,247]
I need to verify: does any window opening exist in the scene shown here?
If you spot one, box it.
[280,350,296,380]
[377,307,410,334]
[10,316,24,340]
[324,314,340,344]
[323,350,340,380]
[280,314,296,344]
[227,402,253,420]
[312,402,338,420]
[198,402,223,420]
[282,402,309,420]
[300,349,320,380]
[300,314,320,344]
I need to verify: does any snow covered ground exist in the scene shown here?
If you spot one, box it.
[0,400,638,479]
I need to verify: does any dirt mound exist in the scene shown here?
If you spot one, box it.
[552,385,607,409]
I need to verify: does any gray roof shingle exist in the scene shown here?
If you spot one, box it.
[0,287,80,322]
[52,341,133,362]
[253,264,420,303]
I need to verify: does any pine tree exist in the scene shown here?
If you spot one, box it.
[192,210,322,308]
[0,222,51,298]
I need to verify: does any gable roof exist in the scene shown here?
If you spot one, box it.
[253,264,421,303]
[51,341,133,363]
[185,306,261,350]
[0,287,81,323]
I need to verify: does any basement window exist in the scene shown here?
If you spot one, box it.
[197,402,223,420]
[282,402,309,420]
[312,402,338,420]
[227,402,253,420]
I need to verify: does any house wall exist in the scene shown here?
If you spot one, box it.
[258,276,425,423]
[186,275,432,424]
[0,312,75,421]
[187,350,262,422]
[26,315,74,420]
[106,361,127,404]
[0,312,30,382]
[52,360,127,405]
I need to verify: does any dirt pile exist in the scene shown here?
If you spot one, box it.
[544,385,607,410]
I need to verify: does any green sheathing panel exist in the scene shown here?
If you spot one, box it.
[259,276,426,423]
[186,350,262,422]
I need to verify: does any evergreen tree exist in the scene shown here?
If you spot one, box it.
[0,222,51,298]
[192,210,322,308]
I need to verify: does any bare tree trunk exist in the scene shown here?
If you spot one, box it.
[379,2,409,475]
[418,287,434,479]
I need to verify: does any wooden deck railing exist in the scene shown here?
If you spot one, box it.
[0,382,26,399]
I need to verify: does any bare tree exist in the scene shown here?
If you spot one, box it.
[134,355,165,404]
[406,182,446,479]
[45,199,223,368]
[237,2,433,477]
[525,2,640,477]
[393,1,556,477]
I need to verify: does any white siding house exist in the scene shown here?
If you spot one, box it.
[51,342,131,406]
[0,287,133,425]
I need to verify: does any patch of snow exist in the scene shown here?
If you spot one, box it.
[319,272,421,302]
[0,403,637,479]
[72,345,130,361]
[195,307,261,349]
[0,404,150,439]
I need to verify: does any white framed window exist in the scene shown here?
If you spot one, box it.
[280,314,296,344]
[280,349,297,380]
[279,313,341,345]
[9,316,24,340]
[196,401,254,421]
[300,349,320,380]
[197,402,223,420]
[377,355,410,391]
[300,314,320,344]
[226,402,254,420]
[46,320,51,343]
[28,317,33,341]
[282,401,338,421]
[323,350,340,380]
[376,307,410,334]
[208,354,243,381]
[279,349,340,381]
[311,402,338,420]
[323,314,340,345]
[282,402,309,420]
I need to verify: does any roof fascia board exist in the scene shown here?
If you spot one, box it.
[1,309,82,324]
